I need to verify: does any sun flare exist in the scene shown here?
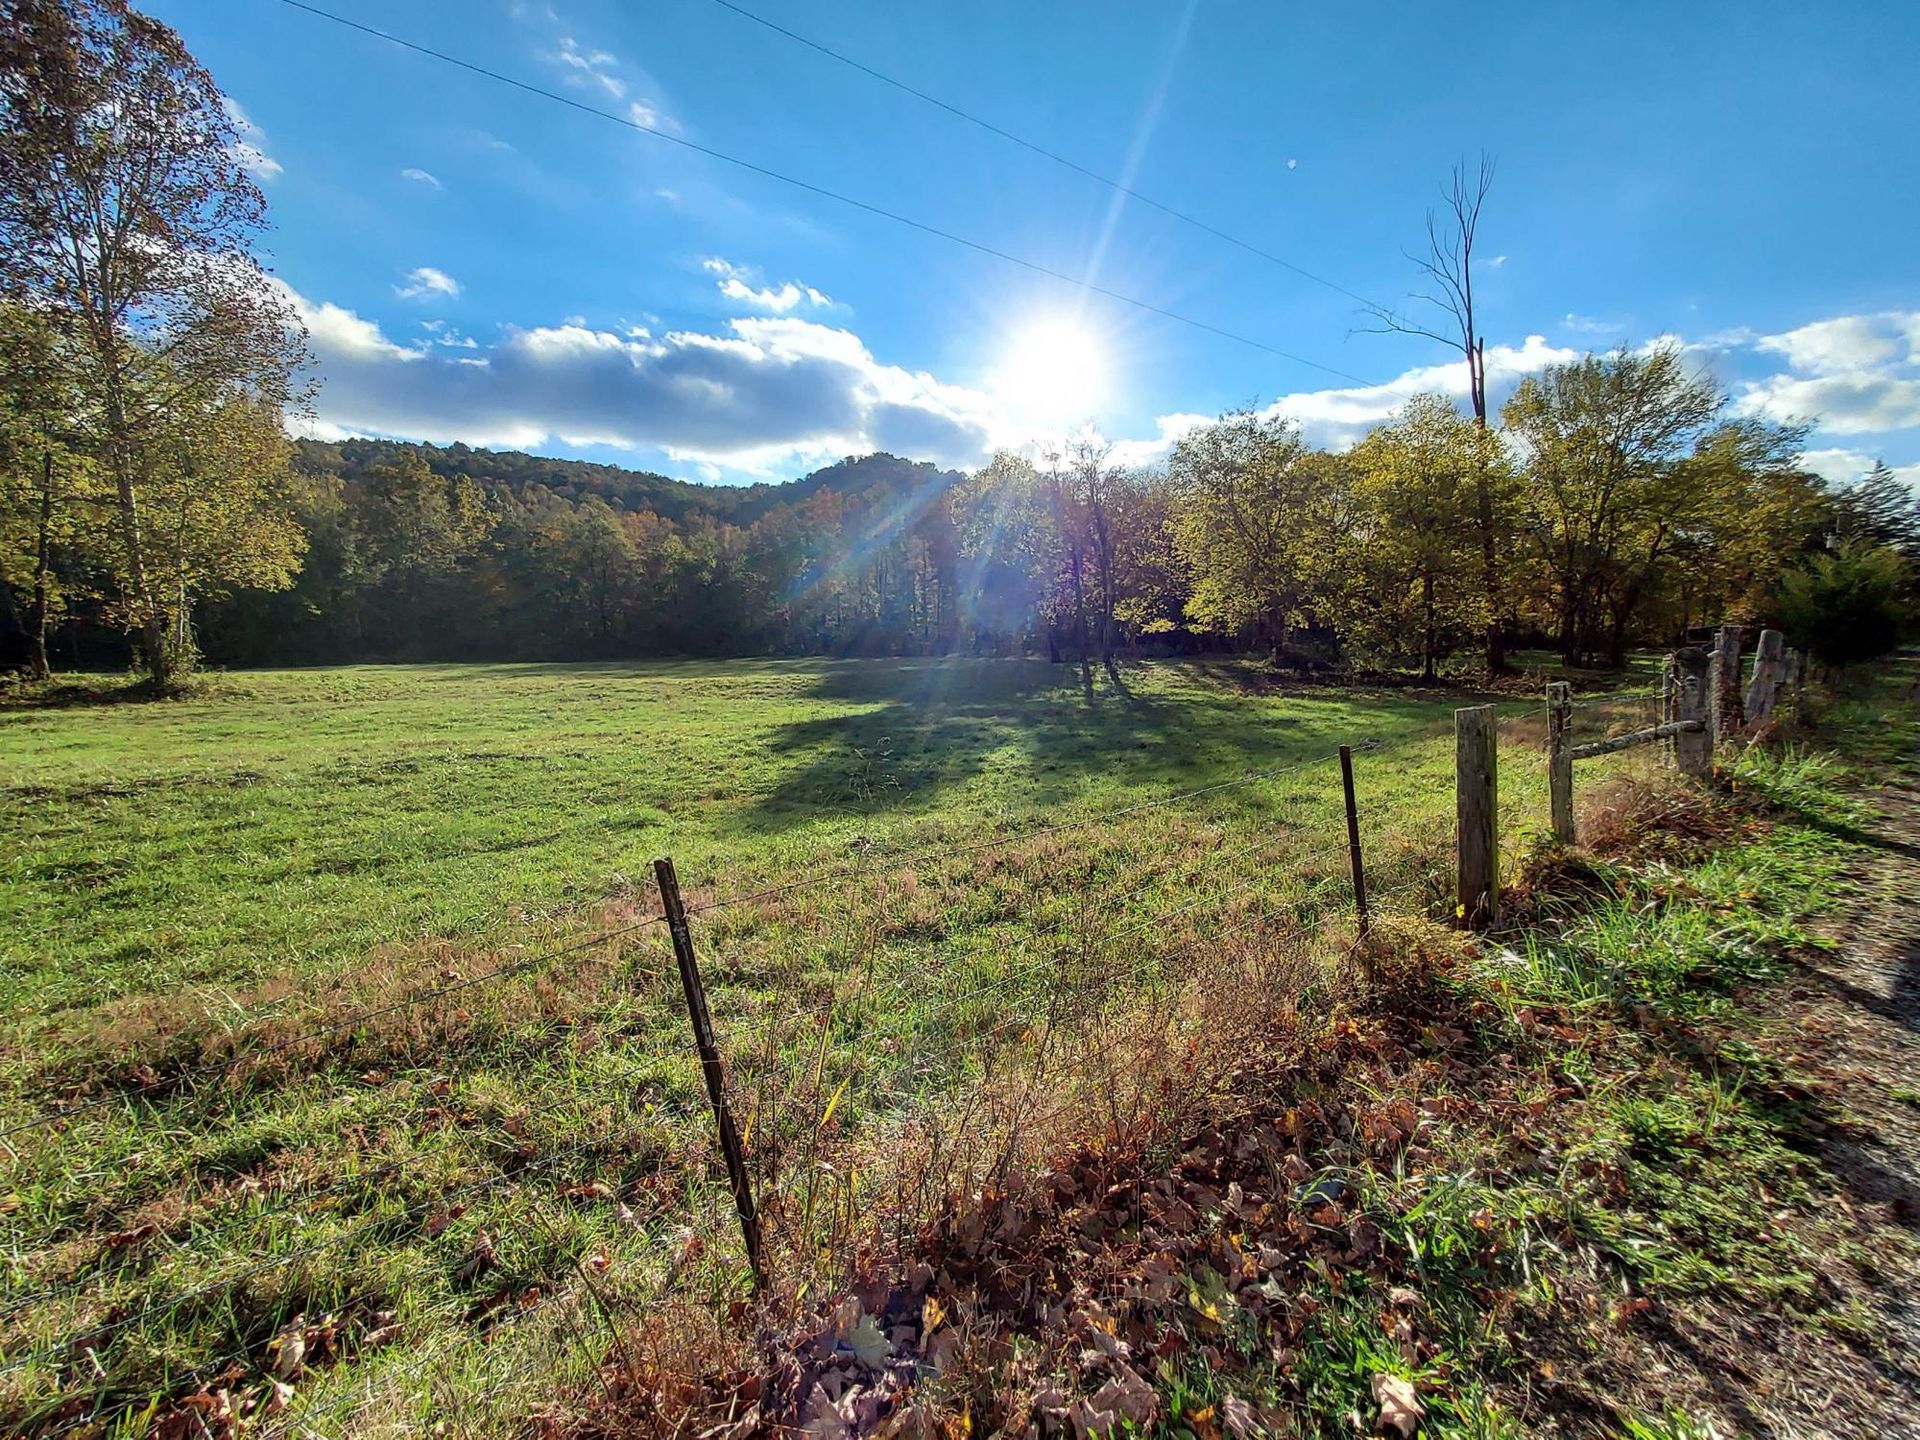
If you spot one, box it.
[993,315,1111,432]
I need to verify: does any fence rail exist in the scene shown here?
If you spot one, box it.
[1454,623,1801,920]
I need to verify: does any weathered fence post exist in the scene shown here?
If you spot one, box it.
[1455,706,1498,928]
[1338,744,1369,941]
[654,856,766,1292]
[1708,625,1744,742]
[1672,647,1713,779]
[1744,628,1788,724]
[1659,655,1677,769]
[1546,682,1574,845]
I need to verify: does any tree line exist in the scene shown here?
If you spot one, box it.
[2,0,1916,684]
[13,360,1916,677]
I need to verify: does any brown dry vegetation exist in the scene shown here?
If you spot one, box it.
[552,746,1920,1440]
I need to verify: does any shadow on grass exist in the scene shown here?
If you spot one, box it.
[0,675,183,711]
[732,656,1458,835]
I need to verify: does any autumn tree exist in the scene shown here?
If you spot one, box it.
[1502,345,1811,665]
[952,452,1060,654]
[0,0,308,684]
[1168,411,1347,662]
[0,301,92,677]
[353,451,492,655]
[1830,460,1920,559]
[1346,394,1498,677]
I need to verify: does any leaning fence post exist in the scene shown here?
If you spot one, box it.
[654,856,766,1292]
[1708,624,1744,743]
[1744,628,1788,724]
[1338,745,1369,942]
[1546,682,1574,845]
[1455,705,1498,929]
[1672,647,1713,779]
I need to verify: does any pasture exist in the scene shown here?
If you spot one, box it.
[0,657,1654,1434]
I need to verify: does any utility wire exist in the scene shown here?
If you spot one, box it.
[270,0,1403,394]
[698,0,1395,316]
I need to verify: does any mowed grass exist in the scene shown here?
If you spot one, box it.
[0,657,1651,1435]
[4,658,1493,1012]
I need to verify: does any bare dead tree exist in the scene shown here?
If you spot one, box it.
[1366,155,1507,670]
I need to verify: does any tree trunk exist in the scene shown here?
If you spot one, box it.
[1421,569,1437,681]
[27,451,55,680]
[1067,542,1093,693]
[1468,340,1506,673]
[104,384,172,686]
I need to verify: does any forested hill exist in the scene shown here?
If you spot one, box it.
[292,438,961,526]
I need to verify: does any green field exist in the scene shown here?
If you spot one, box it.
[0,658,1660,1435]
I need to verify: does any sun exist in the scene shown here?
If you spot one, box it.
[992,315,1111,433]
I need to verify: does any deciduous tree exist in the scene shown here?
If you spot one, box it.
[0,0,308,683]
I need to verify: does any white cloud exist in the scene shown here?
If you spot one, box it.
[1095,335,1583,470]
[281,279,1920,488]
[284,282,995,474]
[222,97,282,181]
[1755,312,1915,375]
[1736,370,1920,435]
[551,34,625,99]
[417,319,477,349]
[1799,448,1920,489]
[1734,311,1920,435]
[1800,448,1882,486]
[702,257,832,313]
[1276,334,1581,450]
[394,266,462,302]
[400,167,442,189]
[626,99,674,132]
[517,10,680,135]
[1107,413,1211,470]
[1563,312,1623,335]
[274,282,419,364]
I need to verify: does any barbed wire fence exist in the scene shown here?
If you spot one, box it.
[1,737,1468,1439]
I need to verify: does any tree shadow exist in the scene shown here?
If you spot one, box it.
[729,656,1450,837]
[0,676,181,711]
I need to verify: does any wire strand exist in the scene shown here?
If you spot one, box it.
[697,0,1398,317]
[269,0,1410,394]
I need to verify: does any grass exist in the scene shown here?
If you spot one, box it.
[683,663,1917,1440]
[3,658,1484,1013]
[7,655,1669,1436]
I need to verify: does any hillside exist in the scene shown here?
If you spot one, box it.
[291,438,962,526]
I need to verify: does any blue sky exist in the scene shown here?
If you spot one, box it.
[154,0,1918,486]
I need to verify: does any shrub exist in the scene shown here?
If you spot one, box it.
[1776,541,1912,670]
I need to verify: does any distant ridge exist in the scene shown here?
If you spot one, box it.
[292,438,961,526]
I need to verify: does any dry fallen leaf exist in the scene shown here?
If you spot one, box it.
[1371,1373,1424,1437]
[1220,1394,1261,1440]
[267,1318,306,1381]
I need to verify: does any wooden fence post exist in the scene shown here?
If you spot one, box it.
[1672,647,1713,779]
[1744,628,1788,724]
[1338,745,1369,941]
[1455,705,1498,928]
[1546,682,1574,845]
[654,856,766,1292]
[1708,625,1744,742]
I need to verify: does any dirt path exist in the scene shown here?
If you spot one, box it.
[1666,755,1920,1437]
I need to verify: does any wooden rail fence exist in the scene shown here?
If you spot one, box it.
[1457,624,1803,923]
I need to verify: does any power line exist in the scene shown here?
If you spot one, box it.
[698,0,1396,317]
[270,0,1399,394]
